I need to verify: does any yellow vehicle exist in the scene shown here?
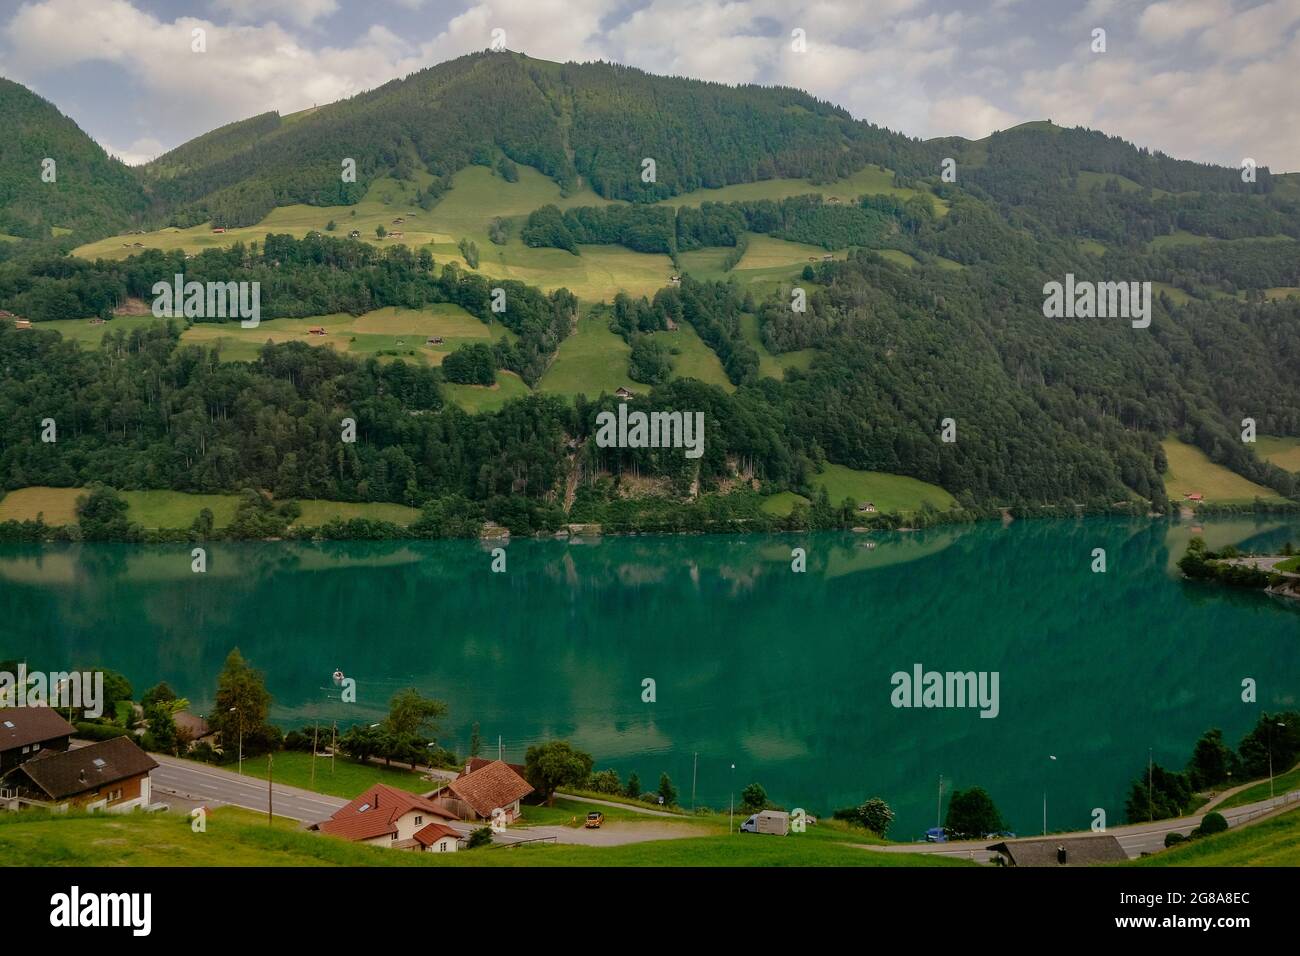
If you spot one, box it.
[584,811,604,828]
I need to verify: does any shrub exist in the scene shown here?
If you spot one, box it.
[74,721,130,742]
[1164,831,1187,848]
[1199,811,1228,836]
[467,826,494,849]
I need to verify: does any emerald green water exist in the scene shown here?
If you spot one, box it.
[2,517,1297,837]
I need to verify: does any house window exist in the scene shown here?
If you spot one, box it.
[106,789,122,802]
[414,815,422,825]
[390,832,398,840]
[440,842,448,852]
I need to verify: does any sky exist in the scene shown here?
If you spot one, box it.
[0,0,1296,171]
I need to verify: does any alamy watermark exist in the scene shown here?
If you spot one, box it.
[890,663,999,718]
[152,273,261,328]
[595,404,705,459]
[1043,273,1151,329]
[0,665,104,718]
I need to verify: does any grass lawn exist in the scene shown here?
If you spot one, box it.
[1153,281,1194,305]
[1256,435,1300,472]
[224,750,436,799]
[0,806,967,867]
[814,464,956,513]
[443,370,531,413]
[1161,437,1280,504]
[0,806,449,867]
[179,304,504,366]
[122,490,241,529]
[0,486,420,530]
[657,163,949,217]
[760,491,810,516]
[1129,806,1300,867]
[537,308,634,399]
[69,162,948,305]
[878,249,920,269]
[1077,238,1106,256]
[0,487,82,525]
[647,321,732,391]
[290,500,421,527]
[1215,766,1300,811]
[33,314,168,347]
[517,797,680,827]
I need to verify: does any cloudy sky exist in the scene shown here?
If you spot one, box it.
[0,0,1296,171]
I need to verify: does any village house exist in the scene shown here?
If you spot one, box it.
[212,227,225,234]
[857,502,877,513]
[0,707,73,776]
[311,783,461,850]
[349,229,361,239]
[615,386,635,399]
[668,274,681,286]
[664,318,678,331]
[0,309,14,318]
[426,335,444,345]
[987,835,1127,867]
[821,254,833,262]
[308,326,327,336]
[388,231,405,239]
[173,711,219,751]
[6,736,158,813]
[430,758,534,824]
[13,319,32,330]
[392,218,405,224]
[1184,492,1204,502]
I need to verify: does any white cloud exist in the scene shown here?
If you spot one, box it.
[1137,0,1230,43]
[928,94,1020,139]
[213,0,340,28]
[100,136,165,166]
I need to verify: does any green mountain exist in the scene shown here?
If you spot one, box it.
[137,52,900,227]
[0,78,147,239]
[0,54,1298,525]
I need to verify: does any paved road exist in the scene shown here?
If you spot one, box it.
[863,789,1300,863]
[149,755,700,846]
[150,753,348,822]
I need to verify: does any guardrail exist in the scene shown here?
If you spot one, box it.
[493,835,558,848]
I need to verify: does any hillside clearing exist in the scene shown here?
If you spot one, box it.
[1160,438,1280,504]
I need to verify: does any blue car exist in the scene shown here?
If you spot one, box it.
[924,827,948,843]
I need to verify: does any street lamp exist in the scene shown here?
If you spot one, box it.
[1043,755,1057,836]
[1268,719,1287,803]
[230,706,243,775]
[729,763,736,834]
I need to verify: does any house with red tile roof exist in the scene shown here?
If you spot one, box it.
[413,821,460,853]
[311,782,460,850]
[434,758,534,823]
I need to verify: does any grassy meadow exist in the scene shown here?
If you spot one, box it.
[1160,438,1280,504]
[0,486,420,530]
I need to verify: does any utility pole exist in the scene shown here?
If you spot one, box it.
[936,774,944,831]
[498,735,503,761]
[1148,747,1153,822]
[311,720,320,788]
[267,753,274,825]
[691,752,698,813]
[331,720,337,776]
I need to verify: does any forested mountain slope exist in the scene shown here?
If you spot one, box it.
[0,79,147,239]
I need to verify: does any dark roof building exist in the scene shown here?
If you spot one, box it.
[987,834,1128,867]
[15,736,158,809]
[0,706,74,773]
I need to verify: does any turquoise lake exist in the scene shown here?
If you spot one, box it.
[2,516,1297,837]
